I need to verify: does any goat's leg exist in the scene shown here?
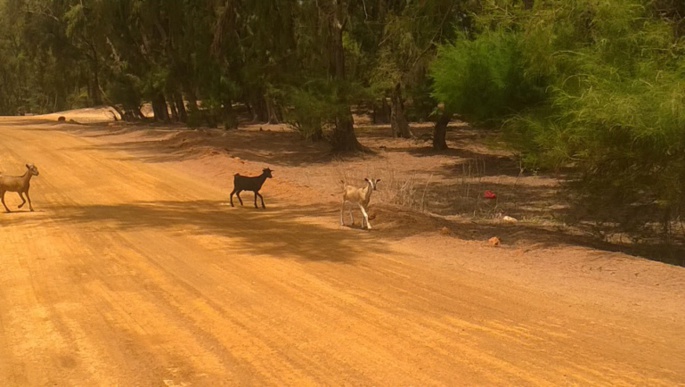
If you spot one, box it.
[348,207,355,224]
[340,200,347,226]
[17,192,26,208]
[230,189,236,207]
[1,191,10,213]
[358,203,371,229]
[255,192,266,209]
[25,190,33,211]
[235,191,244,206]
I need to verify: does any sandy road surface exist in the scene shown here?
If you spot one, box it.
[1,117,684,386]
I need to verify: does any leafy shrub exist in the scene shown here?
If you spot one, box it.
[432,0,685,240]
[430,29,547,125]
[283,81,345,141]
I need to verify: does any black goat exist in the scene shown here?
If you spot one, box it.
[230,168,273,209]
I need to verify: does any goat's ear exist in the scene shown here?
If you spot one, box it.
[376,179,381,183]
[364,178,370,182]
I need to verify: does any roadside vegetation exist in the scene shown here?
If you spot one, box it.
[1,0,684,258]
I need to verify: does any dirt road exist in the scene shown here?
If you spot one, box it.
[1,116,684,386]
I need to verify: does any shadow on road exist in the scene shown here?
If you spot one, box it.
[50,200,389,264]
[47,123,339,167]
[373,204,685,267]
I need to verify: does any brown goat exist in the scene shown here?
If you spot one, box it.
[0,164,40,213]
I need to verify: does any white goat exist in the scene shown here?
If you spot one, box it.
[0,163,40,213]
[340,178,381,229]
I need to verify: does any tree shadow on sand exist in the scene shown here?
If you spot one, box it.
[40,122,341,167]
[49,200,392,264]
[373,202,685,267]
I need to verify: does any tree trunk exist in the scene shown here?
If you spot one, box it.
[245,102,254,121]
[251,94,269,123]
[174,92,187,123]
[372,98,391,124]
[88,43,103,106]
[433,109,452,150]
[390,83,412,138]
[151,93,170,122]
[169,96,179,121]
[222,98,238,129]
[90,73,103,106]
[331,112,362,152]
[266,97,280,124]
[134,107,145,120]
[328,0,363,153]
[184,87,199,112]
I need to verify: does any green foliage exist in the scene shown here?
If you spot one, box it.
[283,81,342,141]
[524,1,685,237]
[430,29,546,124]
[106,73,142,111]
[185,104,209,129]
[433,0,685,238]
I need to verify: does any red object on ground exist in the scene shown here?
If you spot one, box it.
[484,190,497,199]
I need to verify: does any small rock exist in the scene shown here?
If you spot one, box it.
[502,215,518,223]
[57,116,66,122]
[488,236,501,247]
[439,226,451,235]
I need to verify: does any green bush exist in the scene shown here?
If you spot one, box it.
[432,0,685,240]
[430,29,546,125]
[283,82,344,141]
